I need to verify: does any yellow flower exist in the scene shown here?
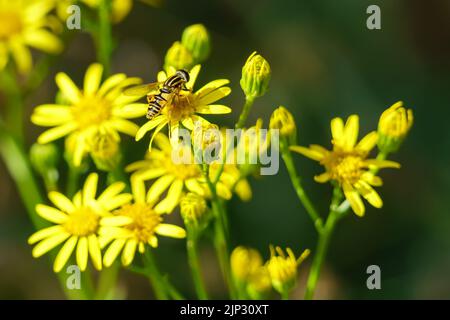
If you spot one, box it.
[269,106,296,141]
[180,192,207,226]
[0,0,63,73]
[31,63,145,166]
[290,115,401,216]
[28,173,133,272]
[266,246,309,294]
[99,181,186,267]
[89,131,121,171]
[135,65,232,150]
[378,101,413,153]
[230,246,263,282]
[127,133,238,213]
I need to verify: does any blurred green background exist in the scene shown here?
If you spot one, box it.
[1,0,449,299]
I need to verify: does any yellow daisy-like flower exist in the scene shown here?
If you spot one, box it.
[135,65,232,149]
[31,63,145,166]
[28,173,133,272]
[0,0,62,73]
[126,133,236,213]
[290,115,401,216]
[99,181,186,267]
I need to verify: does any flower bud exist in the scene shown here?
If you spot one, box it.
[267,246,309,294]
[181,24,210,64]
[164,41,194,71]
[378,101,413,153]
[30,143,59,175]
[269,106,296,144]
[180,193,207,226]
[240,51,271,98]
[246,266,272,299]
[89,132,121,172]
[30,144,60,189]
[230,246,263,283]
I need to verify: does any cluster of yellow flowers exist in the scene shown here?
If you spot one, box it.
[1,0,414,299]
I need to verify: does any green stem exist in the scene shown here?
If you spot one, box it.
[281,290,290,300]
[97,0,113,76]
[213,96,256,185]
[186,230,208,299]
[235,96,255,129]
[280,139,323,232]
[304,187,344,300]
[143,250,169,300]
[95,261,120,299]
[1,67,24,143]
[203,165,236,299]
[66,166,81,198]
[0,129,46,229]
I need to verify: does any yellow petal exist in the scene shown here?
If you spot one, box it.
[97,182,126,203]
[88,234,102,271]
[32,232,70,258]
[330,117,344,142]
[37,122,78,144]
[76,236,89,271]
[56,72,81,104]
[23,29,63,54]
[363,159,401,169]
[356,131,378,152]
[28,225,65,245]
[185,179,206,196]
[355,181,383,209]
[121,239,137,266]
[101,193,133,211]
[10,40,32,74]
[314,172,330,183]
[84,63,103,96]
[148,121,168,150]
[101,216,133,227]
[147,175,175,203]
[110,118,139,136]
[361,172,383,187]
[196,104,232,114]
[103,239,126,267]
[154,179,183,213]
[149,236,158,248]
[35,204,68,224]
[342,182,365,217]
[155,224,186,238]
[53,236,78,273]
[98,73,127,96]
[289,145,325,161]
[187,64,201,88]
[48,191,76,213]
[196,87,231,106]
[135,116,166,141]
[196,79,229,98]
[83,173,98,204]
[343,115,359,150]
[131,178,146,204]
[113,103,148,119]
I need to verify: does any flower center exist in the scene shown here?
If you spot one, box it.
[63,207,100,236]
[0,11,23,40]
[72,97,111,129]
[167,160,201,180]
[116,204,162,243]
[322,151,365,184]
[164,93,197,122]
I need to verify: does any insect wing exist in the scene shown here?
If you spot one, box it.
[124,82,162,96]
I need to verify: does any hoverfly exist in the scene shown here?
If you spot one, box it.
[124,70,190,120]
